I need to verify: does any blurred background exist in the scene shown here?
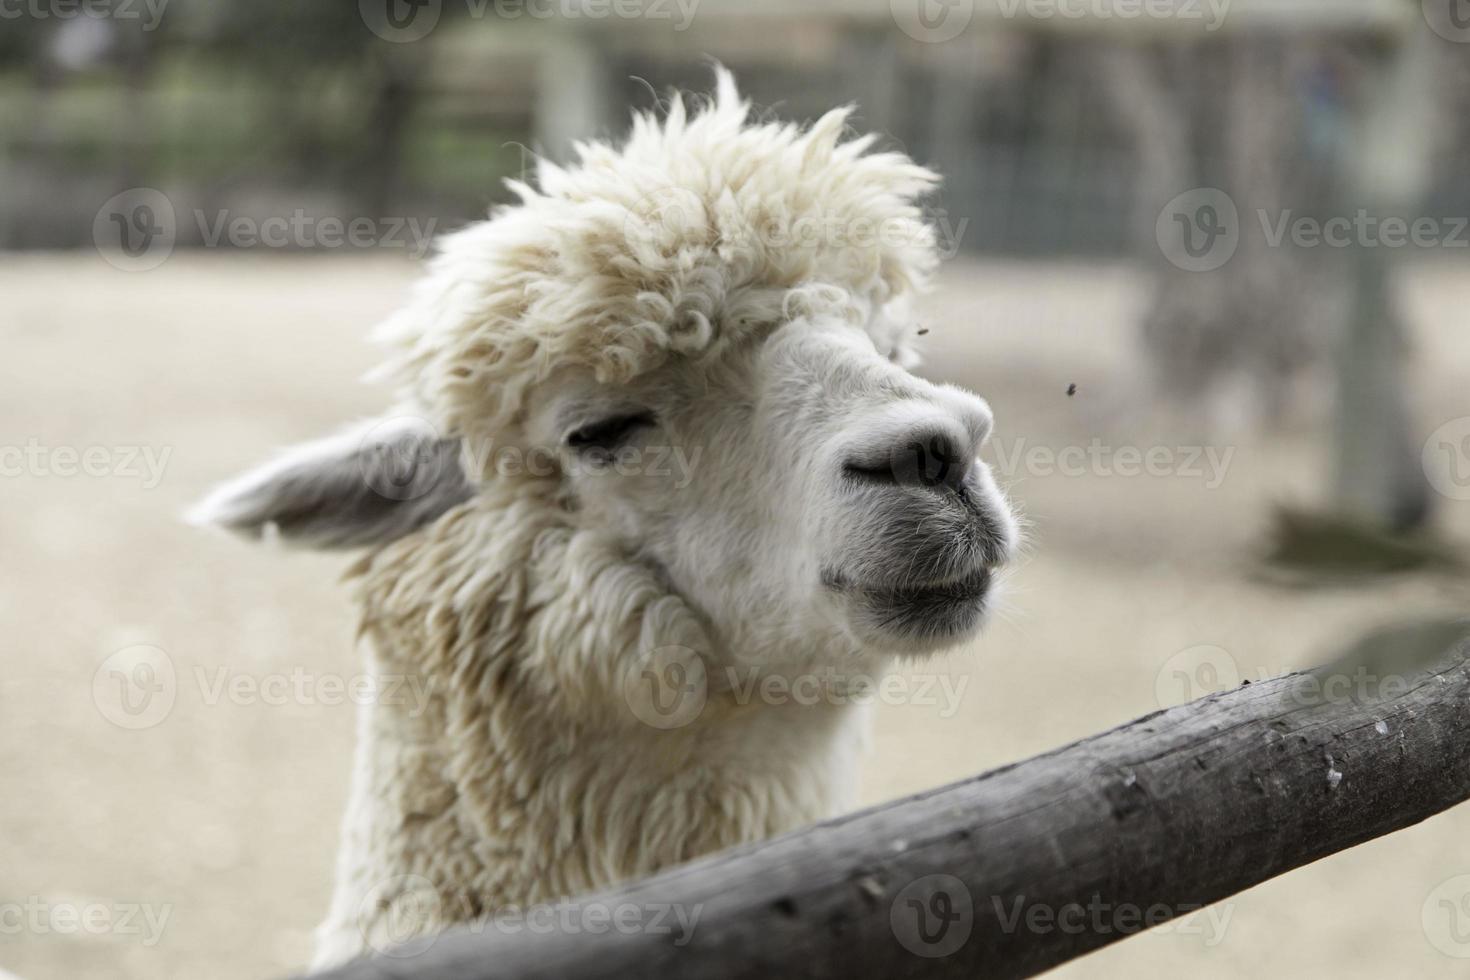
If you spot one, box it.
[2,1,1469,978]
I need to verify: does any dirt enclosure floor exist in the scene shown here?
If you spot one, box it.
[2,252,1468,979]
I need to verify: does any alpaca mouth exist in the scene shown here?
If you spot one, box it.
[824,567,991,602]
[822,566,993,641]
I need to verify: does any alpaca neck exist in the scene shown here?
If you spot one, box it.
[317,494,884,968]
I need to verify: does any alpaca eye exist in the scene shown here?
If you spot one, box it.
[565,412,655,452]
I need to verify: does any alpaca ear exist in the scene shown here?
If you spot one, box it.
[187,416,473,550]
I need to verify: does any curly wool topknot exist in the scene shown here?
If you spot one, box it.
[372,68,941,455]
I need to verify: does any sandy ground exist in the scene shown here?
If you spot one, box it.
[1,252,1468,980]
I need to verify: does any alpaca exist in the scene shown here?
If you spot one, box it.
[191,72,1019,969]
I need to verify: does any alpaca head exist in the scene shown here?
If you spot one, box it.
[192,72,1018,669]
[503,317,1016,663]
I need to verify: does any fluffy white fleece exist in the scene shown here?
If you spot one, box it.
[371,70,937,463]
[306,72,948,968]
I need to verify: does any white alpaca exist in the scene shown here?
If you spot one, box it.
[192,72,1019,970]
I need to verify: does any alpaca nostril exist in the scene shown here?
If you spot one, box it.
[845,428,974,492]
[892,432,972,491]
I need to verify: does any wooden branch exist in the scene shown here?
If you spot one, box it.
[310,642,1470,980]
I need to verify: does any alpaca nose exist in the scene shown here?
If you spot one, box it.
[844,421,978,493]
[892,427,974,491]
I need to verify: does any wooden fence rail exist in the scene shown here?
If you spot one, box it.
[310,641,1470,979]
